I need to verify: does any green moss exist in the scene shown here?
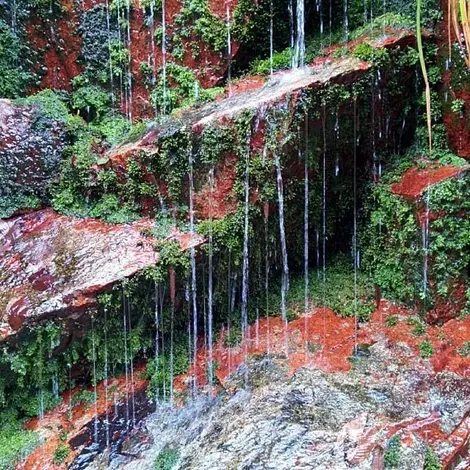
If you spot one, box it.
[419,340,434,358]
[52,443,70,466]
[154,448,180,470]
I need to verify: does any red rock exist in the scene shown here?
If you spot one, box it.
[0,208,203,342]
[391,164,469,199]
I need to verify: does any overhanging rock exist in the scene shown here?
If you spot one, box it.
[0,208,202,342]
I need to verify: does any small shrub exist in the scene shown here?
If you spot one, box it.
[457,341,470,357]
[407,316,426,336]
[71,390,95,410]
[424,446,442,470]
[154,447,180,470]
[419,340,434,358]
[384,435,401,468]
[52,443,70,466]
[385,315,399,327]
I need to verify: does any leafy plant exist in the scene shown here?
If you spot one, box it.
[52,443,70,465]
[419,340,434,358]
[424,446,442,470]
[384,435,401,468]
[154,447,180,470]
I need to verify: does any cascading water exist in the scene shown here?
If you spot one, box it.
[274,152,290,356]
[303,118,309,359]
[169,267,176,405]
[188,146,198,395]
[161,0,167,114]
[343,0,349,42]
[264,203,271,356]
[353,98,359,356]
[154,282,160,405]
[103,307,110,448]
[321,105,327,355]
[270,0,274,75]
[91,316,99,443]
[294,0,305,68]
[226,4,233,96]
[207,167,215,393]
[105,0,115,107]
[122,292,130,428]
[126,0,133,122]
[127,297,136,426]
[422,188,431,300]
[288,0,294,67]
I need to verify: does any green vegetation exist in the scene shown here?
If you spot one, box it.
[154,447,180,470]
[424,446,442,470]
[52,443,70,466]
[384,435,402,468]
[419,340,434,358]
[0,411,39,470]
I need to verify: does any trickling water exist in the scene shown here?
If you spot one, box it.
[226,5,233,96]
[154,282,160,405]
[422,188,431,300]
[303,119,309,358]
[126,0,133,122]
[288,0,294,67]
[126,297,136,426]
[343,0,349,43]
[149,0,157,115]
[264,203,271,356]
[353,98,359,356]
[294,0,305,68]
[270,0,274,75]
[122,292,130,428]
[103,308,110,448]
[240,146,250,340]
[321,105,327,355]
[91,316,99,443]
[105,0,115,107]
[207,167,215,393]
[334,111,340,176]
[274,152,289,356]
[189,146,198,395]
[169,268,176,405]
[161,0,167,114]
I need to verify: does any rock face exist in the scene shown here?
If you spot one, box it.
[101,336,470,470]
[0,99,65,218]
[0,208,201,342]
[24,0,242,119]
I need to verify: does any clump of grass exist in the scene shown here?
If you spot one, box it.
[419,340,434,358]
[154,448,180,470]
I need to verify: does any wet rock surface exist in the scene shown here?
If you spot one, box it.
[88,338,470,470]
[0,208,201,342]
[0,99,65,217]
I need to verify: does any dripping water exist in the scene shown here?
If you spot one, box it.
[294,0,305,68]
[154,282,160,405]
[303,117,309,359]
[270,0,274,75]
[274,152,289,356]
[226,5,233,96]
[288,0,294,67]
[104,307,110,448]
[122,291,130,428]
[207,167,215,393]
[264,203,271,357]
[162,0,167,114]
[169,268,175,406]
[91,316,99,443]
[105,0,115,108]
[188,146,198,395]
[126,297,136,426]
[353,98,359,356]
[422,188,431,300]
[126,0,133,122]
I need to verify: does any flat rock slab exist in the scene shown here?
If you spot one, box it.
[0,208,201,341]
[391,164,469,199]
[109,29,416,163]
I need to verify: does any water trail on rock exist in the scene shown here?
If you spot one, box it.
[303,116,309,359]
[104,307,110,448]
[91,316,99,443]
[270,0,274,75]
[227,249,233,374]
[127,297,136,426]
[154,281,160,405]
[353,98,359,356]
[149,0,157,115]
[207,167,215,393]
[264,202,271,357]
[343,0,349,43]
[105,0,115,108]
[294,0,305,68]
[169,268,175,406]
[422,188,431,301]
[126,0,133,122]
[288,0,294,67]
[162,0,167,114]
[322,104,327,355]
[334,110,340,176]
[189,145,198,395]
[122,291,130,428]
[226,5,233,96]
[274,151,289,357]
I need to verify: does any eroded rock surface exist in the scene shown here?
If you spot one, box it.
[0,208,201,341]
[97,338,470,470]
